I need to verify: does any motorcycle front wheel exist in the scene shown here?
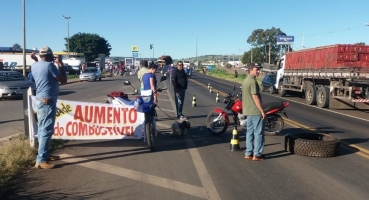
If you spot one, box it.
[206,111,227,136]
[264,114,284,136]
[145,114,155,151]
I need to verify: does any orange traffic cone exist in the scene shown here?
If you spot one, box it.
[229,127,240,151]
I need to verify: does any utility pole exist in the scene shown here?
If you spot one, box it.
[196,38,198,65]
[251,48,253,63]
[150,44,154,61]
[63,15,71,58]
[302,32,305,49]
[268,42,271,64]
[22,0,26,76]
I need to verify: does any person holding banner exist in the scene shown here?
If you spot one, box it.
[31,46,67,169]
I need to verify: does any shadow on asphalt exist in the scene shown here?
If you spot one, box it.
[0,173,112,199]
[0,118,23,124]
[58,91,76,96]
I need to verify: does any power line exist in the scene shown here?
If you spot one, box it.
[304,25,365,37]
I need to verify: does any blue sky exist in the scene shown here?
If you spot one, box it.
[1,0,368,59]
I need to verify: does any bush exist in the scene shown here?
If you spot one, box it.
[0,136,36,187]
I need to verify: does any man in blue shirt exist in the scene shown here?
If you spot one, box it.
[32,46,67,169]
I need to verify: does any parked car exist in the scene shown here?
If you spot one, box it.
[79,67,102,82]
[260,73,276,93]
[0,70,34,99]
[68,65,81,75]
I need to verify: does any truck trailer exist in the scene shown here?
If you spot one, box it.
[275,44,369,109]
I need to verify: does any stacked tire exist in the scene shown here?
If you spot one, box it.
[284,133,340,157]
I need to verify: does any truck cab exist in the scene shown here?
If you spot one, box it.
[274,55,286,91]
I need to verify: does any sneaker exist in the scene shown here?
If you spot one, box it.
[48,155,60,161]
[252,155,266,161]
[34,162,55,169]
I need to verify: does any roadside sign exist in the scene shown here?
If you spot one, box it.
[132,52,138,58]
[131,46,139,52]
[277,36,294,45]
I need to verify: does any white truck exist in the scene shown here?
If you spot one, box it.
[274,44,369,109]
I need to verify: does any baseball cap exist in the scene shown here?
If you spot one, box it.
[39,46,54,56]
[248,63,262,70]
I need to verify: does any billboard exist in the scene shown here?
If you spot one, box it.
[277,36,294,45]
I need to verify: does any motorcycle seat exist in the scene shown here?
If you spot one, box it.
[263,102,283,113]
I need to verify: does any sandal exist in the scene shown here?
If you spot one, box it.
[252,155,266,161]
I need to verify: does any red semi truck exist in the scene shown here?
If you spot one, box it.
[274,44,369,109]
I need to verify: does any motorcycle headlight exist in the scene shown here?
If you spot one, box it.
[142,96,151,103]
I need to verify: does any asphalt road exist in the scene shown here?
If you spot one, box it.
[1,72,369,200]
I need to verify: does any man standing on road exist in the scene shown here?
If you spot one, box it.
[242,63,266,161]
[32,46,67,169]
[137,60,148,90]
[171,61,188,118]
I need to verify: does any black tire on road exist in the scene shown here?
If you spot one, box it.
[269,87,274,94]
[305,85,317,105]
[278,81,287,97]
[284,133,340,157]
[316,86,330,108]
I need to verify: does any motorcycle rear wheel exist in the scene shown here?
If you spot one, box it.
[264,114,284,136]
[206,111,227,136]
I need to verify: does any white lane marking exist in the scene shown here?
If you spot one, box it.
[58,154,207,199]
[264,93,369,123]
[185,139,221,200]
[165,81,221,200]
[197,73,369,122]
[164,81,177,113]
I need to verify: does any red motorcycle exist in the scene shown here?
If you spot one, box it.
[206,90,289,136]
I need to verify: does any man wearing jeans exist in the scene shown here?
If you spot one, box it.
[171,61,188,118]
[242,63,266,161]
[32,46,67,169]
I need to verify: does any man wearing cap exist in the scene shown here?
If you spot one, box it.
[242,63,266,161]
[31,46,67,169]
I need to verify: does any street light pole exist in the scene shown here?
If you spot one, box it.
[22,0,26,76]
[63,15,71,58]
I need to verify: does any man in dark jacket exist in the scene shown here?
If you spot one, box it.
[171,61,188,118]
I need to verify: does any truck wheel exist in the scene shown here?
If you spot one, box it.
[278,81,287,97]
[305,85,317,105]
[316,86,330,108]
[284,133,340,157]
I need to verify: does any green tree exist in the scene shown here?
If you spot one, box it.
[66,32,111,62]
[12,43,21,50]
[247,27,290,63]
[241,47,264,65]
